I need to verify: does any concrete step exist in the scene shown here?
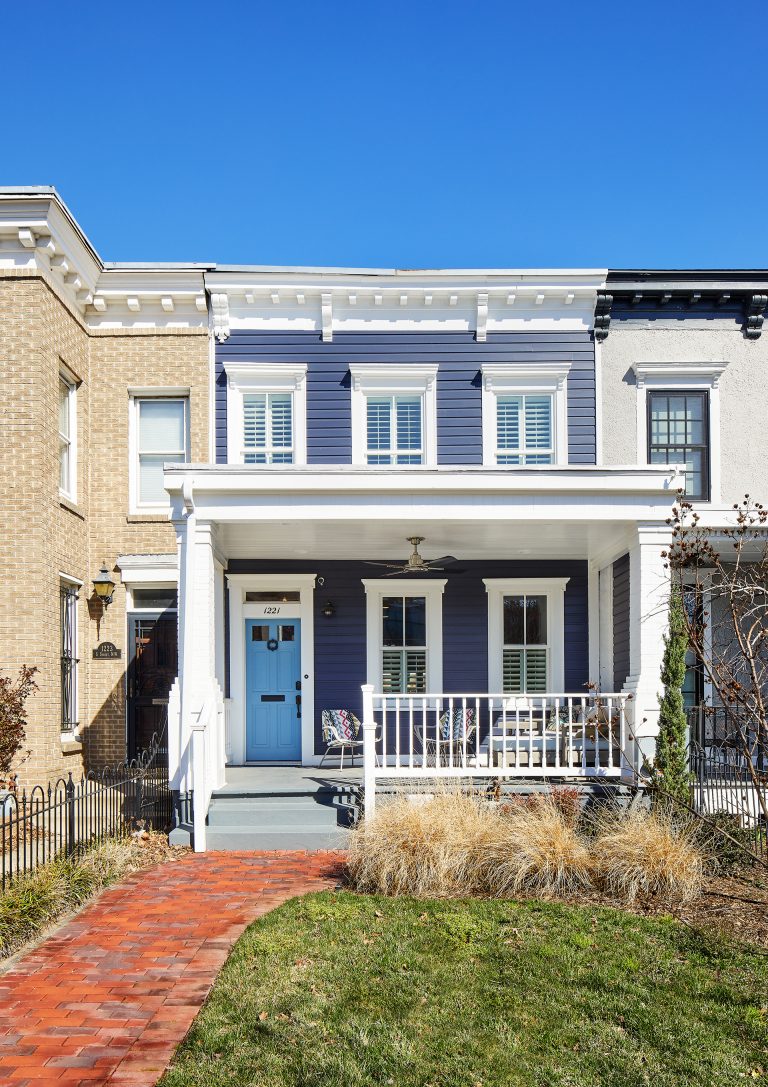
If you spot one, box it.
[205,826,350,851]
[207,796,354,829]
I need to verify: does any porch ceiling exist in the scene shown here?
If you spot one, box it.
[218,518,631,562]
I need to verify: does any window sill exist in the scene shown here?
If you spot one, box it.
[127,512,171,524]
[59,495,85,520]
[61,735,83,755]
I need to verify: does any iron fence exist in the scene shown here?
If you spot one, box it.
[0,732,171,890]
[688,740,767,862]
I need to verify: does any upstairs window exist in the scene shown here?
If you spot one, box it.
[496,394,553,465]
[243,392,293,464]
[350,365,438,467]
[648,391,709,501]
[366,395,423,465]
[59,374,76,499]
[133,396,189,507]
[481,364,570,467]
[223,363,307,466]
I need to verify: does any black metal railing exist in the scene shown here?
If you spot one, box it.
[688,739,767,863]
[687,705,768,771]
[0,732,171,890]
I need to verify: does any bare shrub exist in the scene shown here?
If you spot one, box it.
[592,807,705,903]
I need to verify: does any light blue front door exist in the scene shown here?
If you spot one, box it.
[245,619,302,761]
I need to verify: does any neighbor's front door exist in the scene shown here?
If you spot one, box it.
[245,618,302,761]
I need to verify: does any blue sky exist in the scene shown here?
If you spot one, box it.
[3,0,765,268]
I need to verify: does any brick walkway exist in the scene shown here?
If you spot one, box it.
[0,851,343,1086]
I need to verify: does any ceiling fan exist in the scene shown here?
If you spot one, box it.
[363,537,463,577]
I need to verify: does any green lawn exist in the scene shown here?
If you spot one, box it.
[161,893,768,1087]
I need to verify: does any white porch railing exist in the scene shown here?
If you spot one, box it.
[361,684,634,818]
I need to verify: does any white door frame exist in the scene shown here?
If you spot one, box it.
[227,573,317,765]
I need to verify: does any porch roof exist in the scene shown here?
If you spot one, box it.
[165,463,681,563]
[165,462,681,499]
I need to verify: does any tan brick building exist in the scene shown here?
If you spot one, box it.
[0,189,210,786]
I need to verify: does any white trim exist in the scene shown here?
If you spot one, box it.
[361,578,446,692]
[226,573,316,765]
[483,577,569,692]
[117,554,178,585]
[58,571,83,587]
[58,372,77,502]
[632,360,728,504]
[594,338,603,465]
[598,565,614,692]
[128,391,190,513]
[223,362,307,466]
[481,363,570,466]
[349,364,438,467]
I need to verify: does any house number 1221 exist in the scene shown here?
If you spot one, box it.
[263,606,281,615]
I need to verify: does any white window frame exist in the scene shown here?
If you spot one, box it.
[59,572,82,741]
[58,371,77,501]
[350,365,438,467]
[128,389,190,513]
[481,363,570,467]
[483,577,569,693]
[223,362,307,466]
[362,578,446,692]
[632,361,728,505]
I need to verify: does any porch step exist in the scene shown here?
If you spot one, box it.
[204,781,358,850]
[205,826,349,851]
[206,795,355,829]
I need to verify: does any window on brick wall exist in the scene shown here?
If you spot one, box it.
[60,580,79,735]
[130,395,189,509]
[59,374,76,499]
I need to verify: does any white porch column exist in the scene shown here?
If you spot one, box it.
[171,509,226,847]
[623,523,673,771]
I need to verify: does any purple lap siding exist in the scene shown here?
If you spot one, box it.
[215,331,596,466]
[226,559,589,753]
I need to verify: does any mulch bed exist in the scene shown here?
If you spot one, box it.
[554,868,768,949]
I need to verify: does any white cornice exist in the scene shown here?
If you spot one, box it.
[205,268,606,337]
[0,192,207,330]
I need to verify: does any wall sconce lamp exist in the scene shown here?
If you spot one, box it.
[92,564,116,608]
[321,600,336,618]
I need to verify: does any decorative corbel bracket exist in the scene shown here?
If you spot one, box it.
[211,293,230,342]
[745,294,767,339]
[594,292,613,342]
[321,292,333,342]
[476,293,489,343]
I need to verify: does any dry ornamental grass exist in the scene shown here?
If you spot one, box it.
[590,807,705,903]
[346,787,707,905]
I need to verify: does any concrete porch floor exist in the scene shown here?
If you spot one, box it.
[219,765,363,796]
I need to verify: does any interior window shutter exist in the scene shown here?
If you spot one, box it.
[497,397,521,462]
[243,395,267,462]
[382,650,403,694]
[525,649,548,692]
[269,394,293,463]
[503,648,523,692]
[367,398,391,459]
[524,396,552,459]
[396,398,422,454]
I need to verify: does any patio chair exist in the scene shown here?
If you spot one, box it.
[319,709,364,769]
[428,707,478,766]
